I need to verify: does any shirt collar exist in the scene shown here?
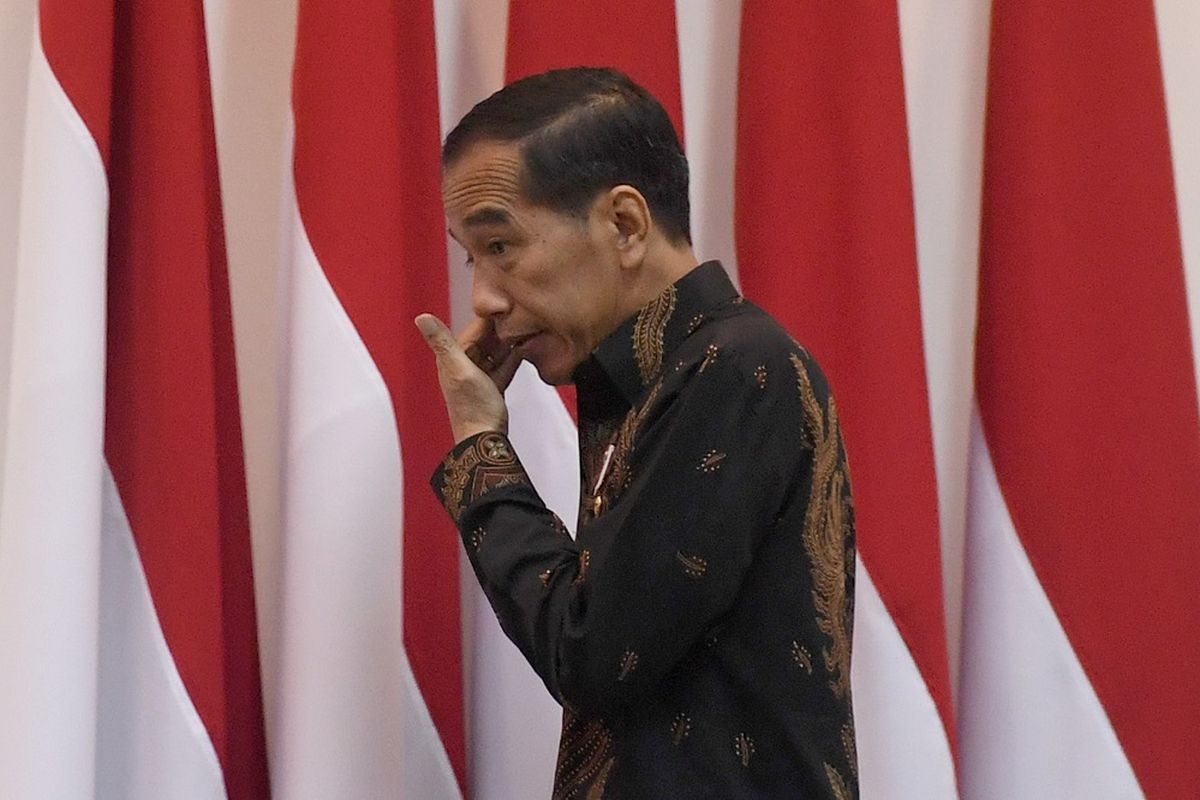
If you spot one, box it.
[574,260,740,407]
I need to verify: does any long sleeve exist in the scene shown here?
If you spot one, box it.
[432,349,812,712]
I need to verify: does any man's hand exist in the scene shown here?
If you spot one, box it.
[415,314,522,444]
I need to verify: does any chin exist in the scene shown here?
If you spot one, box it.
[529,354,578,386]
[533,362,573,386]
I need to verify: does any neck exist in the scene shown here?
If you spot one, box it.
[623,239,699,311]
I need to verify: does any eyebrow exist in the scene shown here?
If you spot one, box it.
[463,207,514,228]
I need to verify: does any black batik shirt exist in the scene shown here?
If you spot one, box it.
[432,261,858,799]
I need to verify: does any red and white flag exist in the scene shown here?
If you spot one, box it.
[271,0,465,796]
[736,2,959,797]
[960,2,1200,798]
[0,2,269,797]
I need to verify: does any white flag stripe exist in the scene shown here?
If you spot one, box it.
[0,34,108,798]
[852,560,958,799]
[675,0,742,286]
[1156,0,1200,386]
[960,410,1143,800]
[0,0,36,486]
[274,122,460,798]
[95,467,226,799]
[505,365,584,525]
[896,0,991,688]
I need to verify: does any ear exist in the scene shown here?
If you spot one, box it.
[607,185,651,270]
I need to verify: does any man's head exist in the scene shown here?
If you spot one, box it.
[442,68,696,385]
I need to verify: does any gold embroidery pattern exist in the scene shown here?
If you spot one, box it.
[586,758,614,800]
[632,284,678,384]
[825,763,855,800]
[554,710,616,800]
[440,432,528,523]
[699,343,719,373]
[697,450,726,473]
[790,641,814,674]
[791,353,854,699]
[573,550,591,585]
[675,551,708,579]
[540,568,554,588]
[479,433,512,461]
[686,312,706,335]
[670,713,692,744]
[754,364,768,389]
[734,732,756,767]
[788,336,811,359]
[842,721,858,777]
[440,448,479,523]
[617,649,639,681]
[469,527,487,551]
[584,381,662,525]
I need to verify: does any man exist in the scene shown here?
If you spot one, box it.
[417,68,857,799]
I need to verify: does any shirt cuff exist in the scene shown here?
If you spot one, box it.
[430,431,533,524]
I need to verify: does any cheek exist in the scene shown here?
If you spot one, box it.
[521,231,612,344]
[561,287,616,354]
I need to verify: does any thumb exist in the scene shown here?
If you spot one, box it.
[414,313,459,357]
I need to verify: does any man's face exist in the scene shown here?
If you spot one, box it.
[443,140,626,385]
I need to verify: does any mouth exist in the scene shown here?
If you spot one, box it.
[503,332,540,353]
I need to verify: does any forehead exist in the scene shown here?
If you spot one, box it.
[442,141,527,227]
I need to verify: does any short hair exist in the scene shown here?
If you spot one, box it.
[442,67,692,244]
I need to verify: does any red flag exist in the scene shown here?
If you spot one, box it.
[736,1,957,795]
[506,0,684,137]
[962,1,1200,797]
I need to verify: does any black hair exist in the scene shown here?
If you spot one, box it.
[442,67,691,244]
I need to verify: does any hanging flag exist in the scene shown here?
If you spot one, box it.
[736,2,959,797]
[273,0,464,796]
[453,5,686,797]
[960,2,1200,798]
[0,2,269,798]
[506,0,685,137]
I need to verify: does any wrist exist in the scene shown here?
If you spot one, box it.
[454,421,506,444]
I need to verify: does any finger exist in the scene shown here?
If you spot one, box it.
[461,317,512,370]
[459,316,493,350]
[492,347,522,391]
[415,313,458,356]
[464,341,509,372]
[463,341,489,370]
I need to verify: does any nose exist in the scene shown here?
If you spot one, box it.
[471,268,511,320]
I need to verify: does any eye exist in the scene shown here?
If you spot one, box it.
[487,240,507,256]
